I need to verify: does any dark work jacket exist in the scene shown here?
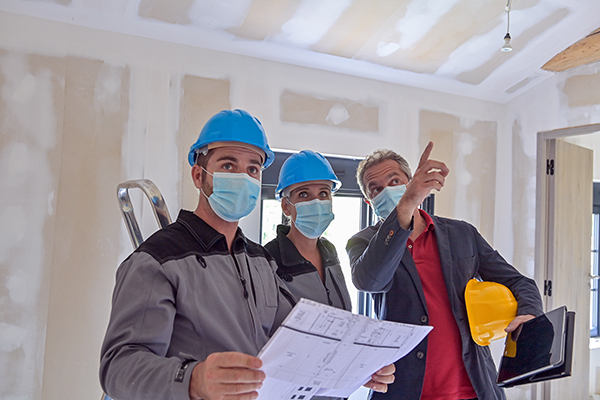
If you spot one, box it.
[265,224,352,312]
[346,211,544,400]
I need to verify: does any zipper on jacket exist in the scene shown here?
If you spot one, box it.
[280,286,297,308]
[321,272,333,306]
[232,254,249,299]
[231,252,257,340]
[330,274,348,311]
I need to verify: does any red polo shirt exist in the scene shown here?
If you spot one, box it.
[407,210,476,400]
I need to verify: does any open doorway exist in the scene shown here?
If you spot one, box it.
[536,123,600,400]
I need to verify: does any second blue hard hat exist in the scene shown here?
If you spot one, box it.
[188,109,275,168]
[275,150,342,200]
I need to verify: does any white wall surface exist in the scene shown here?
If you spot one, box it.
[1,8,599,400]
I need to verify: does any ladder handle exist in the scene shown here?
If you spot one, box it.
[116,179,173,249]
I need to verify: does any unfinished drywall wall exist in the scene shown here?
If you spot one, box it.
[419,110,497,242]
[0,49,65,399]
[0,9,552,400]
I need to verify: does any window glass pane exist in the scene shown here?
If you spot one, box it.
[323,196,363,314]
[261,199,281,245]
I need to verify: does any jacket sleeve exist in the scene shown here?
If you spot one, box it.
[99,252,197,400]
[471,226,544,317]
[346,212,413,293]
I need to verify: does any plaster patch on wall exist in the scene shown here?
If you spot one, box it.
[138,0,194,25]
[2,142,29,188]
[281,90,378,132]
[0,204,27,263]
[455,132,475,186]
[39,55,128,398]
[563,73,600,108]
[419,110,497,241]
[325,103,350,125]
[0,323,28,353]
[7,271,29,303]
[11,74,37,103]
[95,63,124,115]
[0,49,63,399]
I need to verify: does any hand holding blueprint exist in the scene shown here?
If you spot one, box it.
[257,298,432,400]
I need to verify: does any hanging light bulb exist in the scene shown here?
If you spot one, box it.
[501,0,513,52]
[501,33,512,52]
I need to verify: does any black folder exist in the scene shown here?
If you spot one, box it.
[496,306,575,388]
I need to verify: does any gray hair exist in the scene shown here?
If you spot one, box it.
[356,149,412,198]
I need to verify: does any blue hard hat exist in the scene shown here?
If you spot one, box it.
[188,109,275,168]
[275,150,342,200]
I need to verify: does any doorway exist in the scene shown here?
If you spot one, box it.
[535,123,600,400]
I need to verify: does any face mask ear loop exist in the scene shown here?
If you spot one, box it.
[199,167,213,200]
[283,197,296,226]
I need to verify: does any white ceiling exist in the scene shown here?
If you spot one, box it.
[2,0,600,104]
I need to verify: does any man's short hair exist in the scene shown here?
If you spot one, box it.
[356,149,413,198]
[195,149,213,181]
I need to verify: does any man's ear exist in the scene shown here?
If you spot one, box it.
[191,164,203,189]
[281,198,292,217]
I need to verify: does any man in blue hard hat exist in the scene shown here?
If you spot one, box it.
[100,109,295,400]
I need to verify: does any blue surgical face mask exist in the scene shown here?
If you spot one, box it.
[371,184,406,220]
[202,169,261,222]
[287,198,335,239]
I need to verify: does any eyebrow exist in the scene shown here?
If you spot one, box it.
[216,155,262,166]
[290,185,332,194]
[367,172,400,190]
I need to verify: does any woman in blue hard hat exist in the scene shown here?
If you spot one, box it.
[264,150,394,394]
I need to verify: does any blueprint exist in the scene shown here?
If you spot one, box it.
[257,298,432,400]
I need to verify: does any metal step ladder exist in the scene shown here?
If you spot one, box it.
[102,179,173,400]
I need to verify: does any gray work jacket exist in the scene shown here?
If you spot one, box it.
[100,210,296,400]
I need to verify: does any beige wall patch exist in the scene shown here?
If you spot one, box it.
[280,90,378,133]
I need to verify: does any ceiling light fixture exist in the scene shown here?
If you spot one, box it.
[501,0,513,52]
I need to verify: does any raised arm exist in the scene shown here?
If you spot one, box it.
[346,212,412,292]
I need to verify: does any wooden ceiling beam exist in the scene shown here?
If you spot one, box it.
[542,27,600,72]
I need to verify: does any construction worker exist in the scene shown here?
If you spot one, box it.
[346,142,544,400]
[264,150,395,396]
[100,109,296,400]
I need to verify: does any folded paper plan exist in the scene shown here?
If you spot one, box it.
[257,298,433,399]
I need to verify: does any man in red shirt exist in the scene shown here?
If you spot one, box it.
[347,142,543,400]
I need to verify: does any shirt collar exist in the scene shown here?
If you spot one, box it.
[275,224,336,267]
[418,208,435,231]
[177,210,247,251]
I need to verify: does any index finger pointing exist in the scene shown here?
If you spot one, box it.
[417,141,434,170]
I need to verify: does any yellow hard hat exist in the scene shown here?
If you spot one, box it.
[464,279,518,346]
